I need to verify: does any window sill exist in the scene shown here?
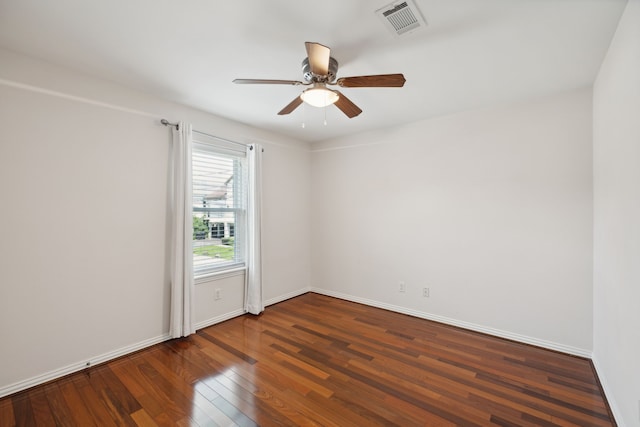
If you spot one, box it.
[195,266,246,285]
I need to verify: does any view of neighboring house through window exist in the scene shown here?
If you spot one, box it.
[192,135,247,276]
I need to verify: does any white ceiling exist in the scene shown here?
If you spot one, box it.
[0,0,627,143]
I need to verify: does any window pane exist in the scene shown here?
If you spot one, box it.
[192,141,246,275]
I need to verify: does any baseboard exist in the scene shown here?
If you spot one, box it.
[310,287,592,358]
[1,288,312,399]
[195,308,246,330]
[591,355,624,426]
[264,287,311,307]
[0,333,170,399]
[196,287,311,330]
[1,286,593,401]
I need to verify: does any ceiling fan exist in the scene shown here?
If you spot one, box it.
[233,42,406,118]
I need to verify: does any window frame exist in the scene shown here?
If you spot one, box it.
[191,134,248,279]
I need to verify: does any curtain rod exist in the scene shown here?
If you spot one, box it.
[161,119,249,149]
[193,129,248,149]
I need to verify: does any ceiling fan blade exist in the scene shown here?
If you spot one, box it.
[278,96,303,115]
[333,91,362,118]
[305,42,331,76]
[336,73,406,88]
[233,79,303,85]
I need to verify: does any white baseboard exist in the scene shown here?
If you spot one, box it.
[310,287,592,358]
[264,287,311,307]
[196,287,311,330]
[1,287,595,403]
[591,355,624,426]
[195,308,246,330]
[0,333,170,399]
[0,288,312,399]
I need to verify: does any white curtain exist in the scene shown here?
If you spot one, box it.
[169,122,195,338]
[244,143,264,315]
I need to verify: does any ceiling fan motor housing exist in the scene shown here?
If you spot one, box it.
[302,57,339,83]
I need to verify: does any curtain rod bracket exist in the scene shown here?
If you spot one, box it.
[160,119,179,130]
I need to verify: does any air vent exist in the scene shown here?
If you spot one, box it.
[375,0,426,36]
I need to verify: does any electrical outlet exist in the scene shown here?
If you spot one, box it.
[399,281,406,293]
[423,287,430,298]
[214,288,221,300]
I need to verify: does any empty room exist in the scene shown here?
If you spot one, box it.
[0,0,638,426]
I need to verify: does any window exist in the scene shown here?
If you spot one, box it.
[192,134,247,277]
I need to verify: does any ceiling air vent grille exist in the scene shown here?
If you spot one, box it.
[375,0,426,36]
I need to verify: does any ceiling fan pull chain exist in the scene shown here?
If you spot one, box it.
[323,91,328,126]
[301,101,306,128]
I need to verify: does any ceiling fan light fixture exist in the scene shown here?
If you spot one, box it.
[301,85,339,108]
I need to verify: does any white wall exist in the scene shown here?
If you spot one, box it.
[0,48,311,396]
[593,0,640,425]
[311,88,594,354]
[261,142,312,304]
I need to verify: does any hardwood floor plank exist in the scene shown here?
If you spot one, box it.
[198,331,258,365]
[27,389,56,426]
[207,394,258,427]
[112,359,185,422]
[136,359,211,425]
[271,349,330,380]
[110,358,149,398]
[84,366,139,426]
[130,408,159,427]
[0,293,615,426]
[0,395,16,427]
[42,382,78,426]
[71,373,120,427]
[58,378,98,426]
[11,393,36,427]
[267,339,420,425]
[202,374,289,426]
[223,363,329,426]
[191,390,238,426]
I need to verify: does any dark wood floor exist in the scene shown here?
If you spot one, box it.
[1,293,614,426]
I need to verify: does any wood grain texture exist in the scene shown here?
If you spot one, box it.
[1,293,615,426]
[277,96,303,115]
[334,91,363,118]
[337,73,406,88]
